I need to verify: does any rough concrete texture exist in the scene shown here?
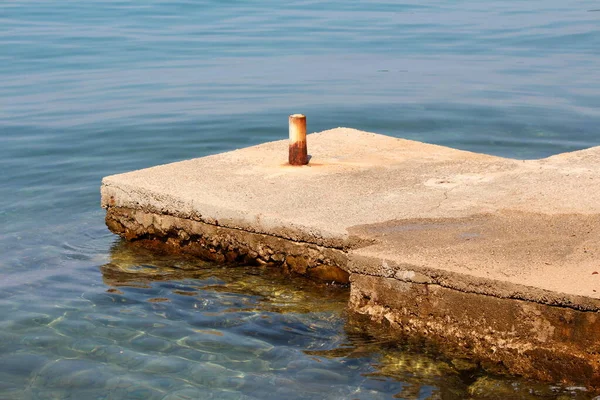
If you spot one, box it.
[348,212,600,311]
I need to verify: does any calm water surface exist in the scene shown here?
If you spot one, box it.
[1,1,600,398]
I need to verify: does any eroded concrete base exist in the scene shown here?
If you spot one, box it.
[106,207,350,283]
[349,274,600,386]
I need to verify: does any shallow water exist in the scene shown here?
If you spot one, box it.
[2,0,600,398]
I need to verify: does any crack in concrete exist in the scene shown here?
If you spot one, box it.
[427,186,456,213]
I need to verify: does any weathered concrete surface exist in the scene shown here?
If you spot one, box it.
[348,212,600,311]
[101,127,600,386]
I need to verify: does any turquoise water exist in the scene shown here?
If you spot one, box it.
[1,1,600,398]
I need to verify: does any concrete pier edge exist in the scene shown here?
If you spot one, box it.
[101,127,600,388]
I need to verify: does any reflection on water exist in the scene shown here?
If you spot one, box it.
[102,241,350,315]
[0,240,592,399]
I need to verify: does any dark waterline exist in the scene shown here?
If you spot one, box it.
[2,0,600,398]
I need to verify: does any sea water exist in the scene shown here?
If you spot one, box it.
[1,1,600,398]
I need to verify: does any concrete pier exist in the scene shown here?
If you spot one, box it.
[101,128,600,387]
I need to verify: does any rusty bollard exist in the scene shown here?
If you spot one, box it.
[289,114,308,166]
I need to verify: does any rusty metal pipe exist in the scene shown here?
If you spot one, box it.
[289,114,308,166]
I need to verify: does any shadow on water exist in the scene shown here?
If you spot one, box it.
[101,240,350,315]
